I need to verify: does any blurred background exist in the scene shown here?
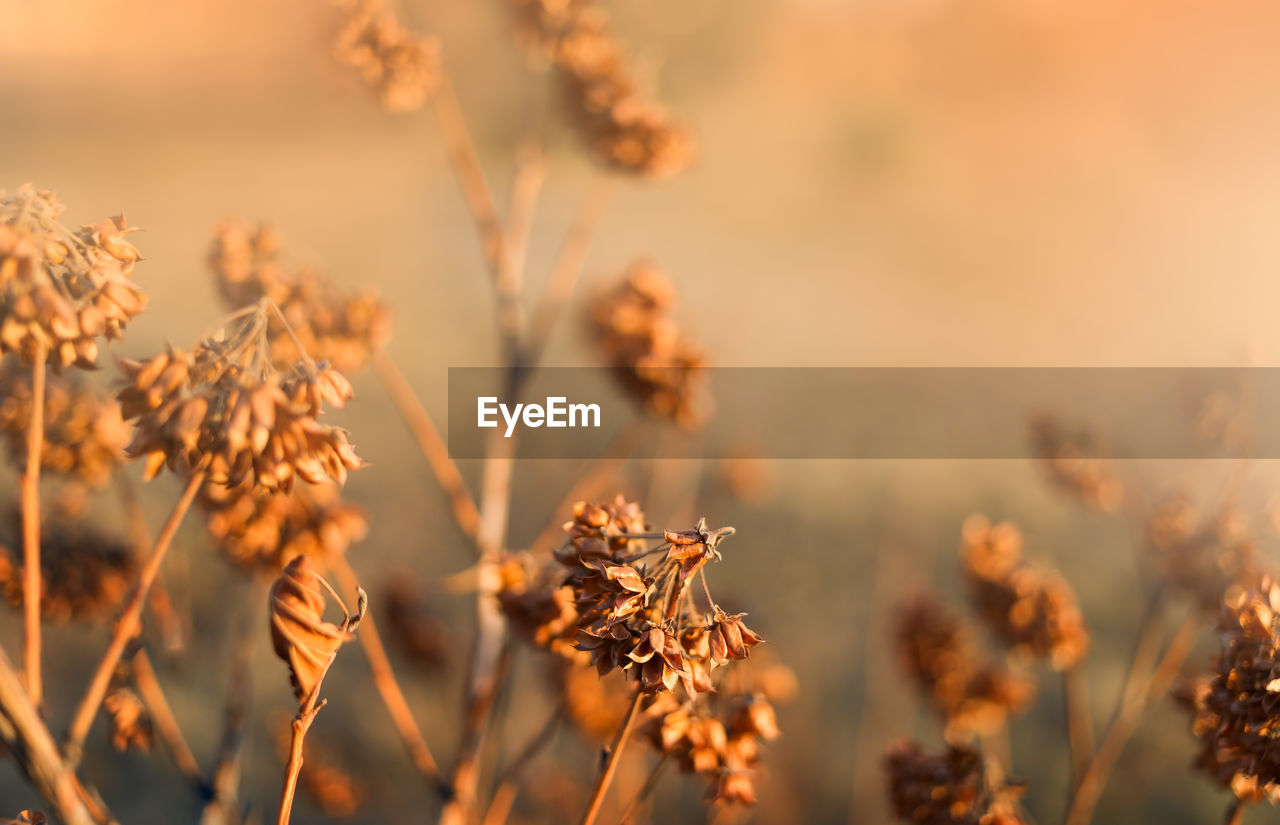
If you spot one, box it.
[4,0,1280,822]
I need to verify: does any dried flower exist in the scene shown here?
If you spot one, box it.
[334,0,440,112]
[269,555,358,702]
[209,220,392,373]
[884,740,1029,825]
[0,514,134,622]
[961,515,1089,670]
[0,361,127,487]
[509,0,694,176]
[1148,493,1258,611]
[118,306,364,492]
[0,185,146,368]
[1178,574,1280,804]
[199,479,367,572]
[591,263,708,427]
[894,597,1034,740]
[708,608,764,666]
[1031,415,1123,512]
[103,689,152,753]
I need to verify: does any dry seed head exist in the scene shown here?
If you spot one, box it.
[509,0,694,177]
[884,740,1029,825]
[0,185,146,368]
[0,513,135,622]
[269,555,358,702]
[1179,573,1280,803]
[961,515,1089,670]
[1030,414,1124,512]
[1148,492,1259,611]
[103,688,152,753]
[894,597,1034,740]
[209,220,392,373]
[199,479,368,573]
[118,307,364,492]
[333,0,440,112]
[591,262,709,428]
[0,359,128,487]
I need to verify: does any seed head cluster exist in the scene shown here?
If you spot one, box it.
[117,312,363,491]
[0,186,147,368]
[960,516,1089,671]
[591,262,707,428]
[0,514,135,622]
[884,740,1029,825]
[1178,575,1280,804]
[509,0,693,177]
[1148,493,1258,612]
[894,598,1033,740]
[498,496,780,805]
[209,220,392,373]
[0,363,128,488]
[333,0,440,113]
[199,480,368,573]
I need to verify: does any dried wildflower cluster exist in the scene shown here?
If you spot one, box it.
[1148,493,1258,611]
[1031,416,1123,512]
[0,362,128,487]
[117,309,363,491]
[592,263,707,427]
[884,740,1029,825]
[509,0,693,176]
[333,0,440,112]
[1177,575,1280,804]
[209,220,391,373]
[0,185,146,367]
[894,598,1033,740]
[498,496,782,805]
[960,516,1089,670]
[0,515,134,622]
[199,480,367,572]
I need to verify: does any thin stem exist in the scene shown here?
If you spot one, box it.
[276,683,329,825]
[371,349,482,550]
[330,554,445,790]
[0,643,105,825]
[199,583,259,825]
[1062,611,1199,825]
[1063,664,1094,789]
[431,73,522,360]
[1225,799,1246,825]
[526,175,614,359]
[579,687,644,825]
[615,756,669,825]
[505,140,547,286]
[132,649,203,789]
[65,471,205,761]
[21,347,45,706]
[117,474,184,653]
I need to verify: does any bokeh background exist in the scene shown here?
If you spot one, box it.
[4,0,1280,822]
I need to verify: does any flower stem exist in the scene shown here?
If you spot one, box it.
[579,687,644,825]
[21,347,45,707]
[65,470,205,761]
[276,682,329,825]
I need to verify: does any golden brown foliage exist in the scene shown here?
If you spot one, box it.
[884,740,1029,825]
[269,555,355,702]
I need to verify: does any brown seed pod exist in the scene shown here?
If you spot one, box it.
[884,740,1030,825]
[269,555,358,702]
[103,688,152,752]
